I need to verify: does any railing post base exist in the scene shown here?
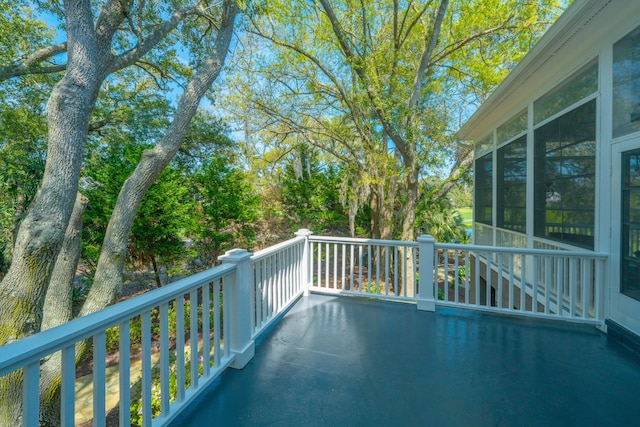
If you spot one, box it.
[219,248,255,370]
[417,299,436,311]
[417,235,437,312]
[295,228,313,296]
[230,341,256,370]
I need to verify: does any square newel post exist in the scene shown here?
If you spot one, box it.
[295,229,313,296]
[417,235,436,311]
[218,248,255,369]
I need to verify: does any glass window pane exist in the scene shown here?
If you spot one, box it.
[562,177,596,209]
[474,153,493,225]
[474,223,493,246]
[613,25,640,138]
[497,109,527,145]
[497,136,526,232]
[627,191,640,223]
[621,148,640,301]
[624,226,640,258]
[534,60,598,124]
[626,152,640,186]
[534,100,596,249]
[475,135,493,158]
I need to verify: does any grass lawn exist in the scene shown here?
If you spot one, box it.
[456,207,472,227]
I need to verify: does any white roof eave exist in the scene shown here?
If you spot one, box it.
[456,0,610,141]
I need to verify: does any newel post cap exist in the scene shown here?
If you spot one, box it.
[417,234,436,243]
[218,248,252,263]
[295,228,313,237]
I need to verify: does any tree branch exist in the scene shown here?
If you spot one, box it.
[429,20,514,66]
[398,1,432,50]
[318,0,407,158]
[108,5,200,74]
[408,0,449,110]
[426,150,473,202]
[0,43,67,81]
[248,19,374,150]
[249,95,362,166]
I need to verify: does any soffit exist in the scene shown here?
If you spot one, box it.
[457,0,627,141]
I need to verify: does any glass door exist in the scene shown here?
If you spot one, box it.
[621,149,640,301]
[611,140,640,335]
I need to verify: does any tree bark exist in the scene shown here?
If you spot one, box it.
[0,1,238,423]
[398,164,420,298]
[10,191,25,250]
[0,1,98,422]
[79,0,239,318]
[40,193,88,331]
[370,189,381,240]
[38,192,88,426]
[151,255,162,287]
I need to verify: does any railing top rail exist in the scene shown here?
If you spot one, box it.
[308,235,607,259]
[250,236,305,262]
[0,263,236,377]
[436,242,608,259]
[309,235,419,248]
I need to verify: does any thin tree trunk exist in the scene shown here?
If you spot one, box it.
[399,165,420,298]
[41,193,88,332]
[381,178,395,242]
[79,0,239,318]
[370,189,381,240]
[38,193,88,426]
[151,254,162,287]
[11,191,25,250]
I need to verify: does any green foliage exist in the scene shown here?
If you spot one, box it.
[191,155,260,265]
[455,208,473,227]
[416,180,471,244]
[0,2,57,67]
[132,166,196,265]
[456,264,467,287]
[449,184,473,210]
[223,0,566,240]
[280,146,349,233]
[417,201,470,244]
[0,90,50,275]
[368,281,383,295]
[83,139,196,275]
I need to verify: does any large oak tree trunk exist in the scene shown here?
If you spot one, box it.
[0,1,239,423]
[0,1,98,421]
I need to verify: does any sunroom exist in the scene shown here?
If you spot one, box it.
[457,0,640,348]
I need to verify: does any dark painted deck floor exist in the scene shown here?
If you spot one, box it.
[173,294,640,426]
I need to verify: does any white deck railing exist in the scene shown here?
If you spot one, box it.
[308,236,420,301]
[0,235,306,427]
[306,234,607,324]
[0,230,608,426]
[0,264,236,427]
[434,243,607,323]
[250,234,307,337]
